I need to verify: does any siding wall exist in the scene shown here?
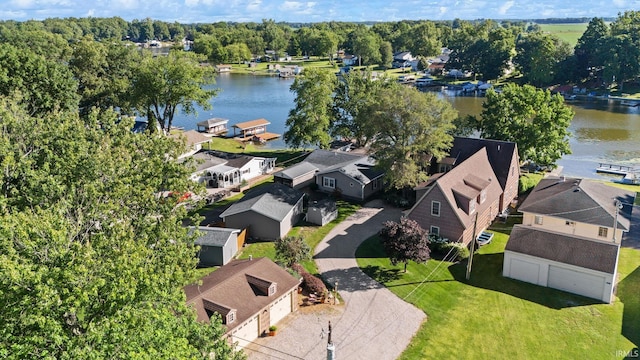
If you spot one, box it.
[408,186,466,243]
[501,154,520,212]
[225,213,280,240]
[521,212,623,243]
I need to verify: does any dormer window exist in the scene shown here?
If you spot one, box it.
[268,283,277,296]
[479,190,486,204]
[227,310,236,324]
[469,200,476,214]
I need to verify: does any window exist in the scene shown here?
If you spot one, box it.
[534,215,543,225]
[227,311,236,324]
[598,227,608,238]
[431,201,441,216]
[469,200,476,214]
[565,221,575,226]
[323,177,336,189]
[430,226,440,236]
[480,190,486,204]
[373,179,378,189]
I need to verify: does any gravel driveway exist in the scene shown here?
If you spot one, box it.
[244,200,426,360]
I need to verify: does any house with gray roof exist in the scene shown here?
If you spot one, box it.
[188,151,276,189]
[219,183,305,240]
[192,226,242,266]
[185,257,301,349]
[273,149,384,201]
[503,177,636,303]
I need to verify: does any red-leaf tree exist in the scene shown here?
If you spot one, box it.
[379,218,431,272]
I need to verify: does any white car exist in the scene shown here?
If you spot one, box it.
[477,231,494,246]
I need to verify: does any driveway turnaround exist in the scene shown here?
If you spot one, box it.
[245,200,426,360]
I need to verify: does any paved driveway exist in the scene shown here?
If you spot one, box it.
[244,200,426,360]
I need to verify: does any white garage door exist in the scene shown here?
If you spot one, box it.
[270,292,291,325]
[509,258,540,284]
[230,315,259,349]
[548,265,605,301]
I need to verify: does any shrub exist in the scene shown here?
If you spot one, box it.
[519,174,539,194]
[269,325,277,332]
[440,242,470,261]
[291,263,327,295]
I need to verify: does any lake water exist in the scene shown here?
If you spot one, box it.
[173,74,640,181]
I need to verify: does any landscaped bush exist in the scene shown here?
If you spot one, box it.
[292,263,327,295]
[427,234,469,261]
[519,173,541,194]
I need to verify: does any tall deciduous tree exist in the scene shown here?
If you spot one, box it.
[0,43,78,115]
[0,100,244,359]
[515,32,570,87]
[478,84,573,167]
[379,218,431,273]
[284,68,336,149]
[132,50,217,133]
[368,85,457,190]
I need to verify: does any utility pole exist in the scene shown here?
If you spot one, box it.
[466,212,479,281]
[326,321,335,360]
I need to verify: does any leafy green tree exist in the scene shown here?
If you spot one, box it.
[408,22,441,58]
[379,218,431,273]
[350,27,381,66]
[368,85,457,190]
[284,68,336,149]
[575,17,609,80]
[193,34,228,64]
[478,84,573,167]
[225,43,252,64]
[275,236,311,267]
[515,32,570,87]
[379,41,394,69]
[0,99,244,359]
[331,69,393,147]
[132,50,218,133]
[69,36,141,116]
[0,43,78,115]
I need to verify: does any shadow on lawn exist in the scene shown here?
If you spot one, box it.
[618,266,640,348]
[448,252,601,310]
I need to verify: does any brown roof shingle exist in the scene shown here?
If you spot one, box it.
[232,118,270,130]
[184,257,300,331]
[505,225,619,273]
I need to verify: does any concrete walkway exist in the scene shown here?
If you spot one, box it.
[245,200,426,360]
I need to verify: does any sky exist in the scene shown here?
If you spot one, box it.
[2,0,639,23]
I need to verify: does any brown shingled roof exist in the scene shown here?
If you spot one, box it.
[184,258,300,331]
[505,225,619,273]
[232,118,270,130]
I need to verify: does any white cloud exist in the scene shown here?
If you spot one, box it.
[11,0,35,8]
[498,0,514,15]
[612,0,626,6]
[110,0,138,10]
[247,0,262,12]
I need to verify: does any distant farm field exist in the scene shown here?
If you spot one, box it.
[539,23,588,47]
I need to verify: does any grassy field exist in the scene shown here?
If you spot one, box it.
[356,214,640,359]
[540,23,588,47]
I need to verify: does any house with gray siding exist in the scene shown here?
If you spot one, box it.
[192,226,241,266]
[219,184,305,240]
[273,149,384,201]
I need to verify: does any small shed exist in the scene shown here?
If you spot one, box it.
[192,226,241,266]
[306,199,337,226]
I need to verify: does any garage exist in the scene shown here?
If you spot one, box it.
[230,315,259,349]
[269,292,292,325]
[508,258,541,284]
[548,265,605,300]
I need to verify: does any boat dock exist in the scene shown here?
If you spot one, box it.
[231,118,281,143]
[596,163,640,185]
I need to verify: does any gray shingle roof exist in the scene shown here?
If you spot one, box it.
[506,225,619,273]
[518,177,634,230]
[191,226,240,247]
[273,149,373,181]
[219,183,304,222]
[273,161,319,180]
[184,257,301,329]
[448,137,518,190]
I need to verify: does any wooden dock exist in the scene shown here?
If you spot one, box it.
[596,163,640,185]
[236,132,281,143]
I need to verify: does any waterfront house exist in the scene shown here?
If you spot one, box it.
[215,64,232,73]
[429,137,520,215]
[407,147,503,245]
[219,183,305,240]
[170,130,211,159]
[185,257,301,348]
[273,149,384,201]
[503,177,635,303]
[189,151,276,188]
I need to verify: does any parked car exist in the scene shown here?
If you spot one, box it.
[477,231,494,246]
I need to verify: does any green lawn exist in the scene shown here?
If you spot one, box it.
[540,23,588,48]
[356,220,640,359]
